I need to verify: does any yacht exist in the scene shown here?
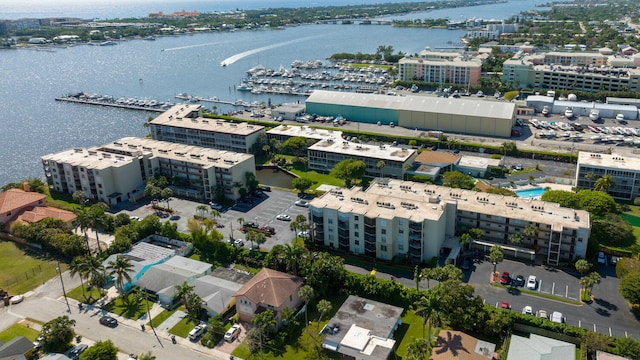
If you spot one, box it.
[565,107,574,119]
[589,109,600,121]
[541,106,550,117]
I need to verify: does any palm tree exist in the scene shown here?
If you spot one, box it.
[69,256,89,299]
[594,175,615,192]
[106,255,134,294]
[174,281,195,306]
[575,259,591,278]
[523,224,538,245]
[489,245,504,275]
[317,299,332,322]
[403,162,413,181]
[143,117,153,136]
[73,207,92,255]
[460,233,471,251]
[414,290,442,346]
[85,256,106,295]
[280,244,306,276]
[237,217,245,231]
[298,285,314,325]
[88,203,108,254]
[406,338,431,360]
[508,232,523,245]
[377,160,386,179]
[195,205,208,218]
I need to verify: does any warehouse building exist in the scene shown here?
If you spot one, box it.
[305,90,516,137]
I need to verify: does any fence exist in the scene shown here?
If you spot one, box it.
[2,263,58,289]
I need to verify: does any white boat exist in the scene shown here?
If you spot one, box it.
[590,135,602,140]
[589,109,600,121]
[99,41,117,46]
[565,107,574,119]
[624,137,634,143]
[541,106,550,116]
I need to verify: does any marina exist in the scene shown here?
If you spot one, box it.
[55,92,172,112]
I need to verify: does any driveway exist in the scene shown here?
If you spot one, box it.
[215,323,247,354]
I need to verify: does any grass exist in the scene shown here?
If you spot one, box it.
[66,284,104,305]
[148,306,183,328]
[101,293,149,320]
[169,315,201,338]
[0,323,40,342]
[0,241,65,295]
[286,167,345,189]
[46,189,81,211]
[623,204,640,218]
[493,284,582,305]
[394,310,425,359]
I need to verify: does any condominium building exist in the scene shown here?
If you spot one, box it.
[398,51,482,86]
[576,152,640,201]
[502,50,640,92]
[42,137,255,205]
[308,179,590,265]
[149,104,265,153]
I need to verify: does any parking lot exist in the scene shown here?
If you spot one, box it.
[116,189,309,250]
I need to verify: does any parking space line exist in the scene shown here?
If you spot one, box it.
[594,324,597,332]
[610,328,612,336]
[565,285,568,298]
[551,282,555,295]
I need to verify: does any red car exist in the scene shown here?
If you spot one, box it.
[500,301,511,309]
[260,226,276,235]
[500,272,511,285]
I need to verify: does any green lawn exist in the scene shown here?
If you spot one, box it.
[169,316,201,338]
[0,323,40,342]
[624,205,640,218]
[101,293,149,320]
[286,168,345,189]
[0,241,65,295]
[67,284,104,305]
[394,311,424,359]
[148,306,184,328]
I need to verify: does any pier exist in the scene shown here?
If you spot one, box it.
[55,93,170,112]
[174,94,254,108]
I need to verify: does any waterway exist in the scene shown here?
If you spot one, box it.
[0,0,551,187]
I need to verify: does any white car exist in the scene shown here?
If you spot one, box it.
[526,275,537,290]
[276,214,291,221]
[297,231,309,238]
[188,324,206,341]
[616,113,625,122]
[234,239,245,247]
[224,324,241,342]
[294,199,309,207]
[522,306,534,315]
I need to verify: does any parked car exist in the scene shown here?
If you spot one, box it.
[259,185,271,192]
[224,324,241,342]
[68,344,88,359]
[99,316,118,327]
[500,301,511,309]
[260,226,276,235]
[500,272,511,285]
[297,231,309,238]
[234,239,245,247]
[597,251,607,265]
[294,199,309,207]
[550,311,565,324]
[209,202,224,211]
[526,275,537,290]
[188,324,206,341]
[276,214,291,221]
[515,164,523,171]
[9,294,23,304]
[536,309,548,319]
[522,306,534,315]
[243,222,258,229]
[169,215,180,220]
[610,255,619,265]
[461,257,471,270]
[514,274,525,287]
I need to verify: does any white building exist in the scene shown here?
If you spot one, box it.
[576,152,640,200]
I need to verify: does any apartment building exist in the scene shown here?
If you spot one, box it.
[42,137,255,205]
[502,50,640,92]
[576,152,640,201]
[149,104,265,153]
[398,52,482,86]
[308,179,590,265]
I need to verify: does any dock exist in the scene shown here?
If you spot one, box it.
[55,93,170,112]
[174,94,256,108]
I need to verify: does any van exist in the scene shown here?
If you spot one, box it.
[550,311,565,324]
[188,324,206,341]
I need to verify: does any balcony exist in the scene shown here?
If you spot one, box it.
[338,237,349,248]
[364,234,376,244]
[409,239,422,250]
[364,243,376,252]
[409,222,422,231]
[409,247,422,257]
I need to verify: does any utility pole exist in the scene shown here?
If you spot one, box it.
[56,261,71,313]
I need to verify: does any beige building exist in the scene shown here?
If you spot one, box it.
[576,152,640,201]
[42,137,255,205]
[398,50,483,86]
[309,179,590,265]
[149,104,265,153]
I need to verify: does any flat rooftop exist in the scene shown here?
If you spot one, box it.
[267,124,343,141]
[577,152,640,170]
[458,155,501,169]
[102,137,254,169]
[151,104,264,136]
[311,179,590,231]
[42,147,138,170]
[309,138,416,163]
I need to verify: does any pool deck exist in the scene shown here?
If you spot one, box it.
[514,182,573,199]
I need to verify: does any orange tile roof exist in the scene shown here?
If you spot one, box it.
[233,268,303,308]
[415,151,461,165]
[16,206,76,224]
[0,189,46,214]
[431,330,490,360]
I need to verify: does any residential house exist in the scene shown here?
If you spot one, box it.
[193,267,253,317]
[232,268,304,327]
[0,336,35,360]
[321,295,403,360]
[431,330,496,360]
[0,187,75,228]
[507,334,575,360]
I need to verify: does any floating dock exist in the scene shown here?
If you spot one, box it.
[55,93,168,112]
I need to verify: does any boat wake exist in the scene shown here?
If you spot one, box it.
[162,42,221,52]
[220,34,324,67]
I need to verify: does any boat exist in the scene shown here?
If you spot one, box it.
[541,105,550,116]
[565,107,574,119]
[99,41,117,46]
[590,135,602,140]
[589,109,600,121]
[237,84,253,91]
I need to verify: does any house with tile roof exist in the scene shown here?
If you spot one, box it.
[232,268,304,327]
[0,188,75,227]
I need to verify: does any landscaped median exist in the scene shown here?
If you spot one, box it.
[493,283,582,306]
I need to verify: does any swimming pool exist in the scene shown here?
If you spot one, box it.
[515,187,547,198]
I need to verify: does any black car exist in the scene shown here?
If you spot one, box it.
[514,274,525,287]
[68,344,88,359]
[99,316,118,327]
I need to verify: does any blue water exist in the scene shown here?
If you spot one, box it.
[0,0,552,187]
[515,187,547,198]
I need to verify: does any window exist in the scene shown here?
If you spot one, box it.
[328,218,333,224]
[381,245,387,251]
[355,240,360,245]
[354,223,359,230]
[381,229,387,235]
[354,215,359,221]
[354,231,359,237]
[398,244,404,251]
[381,236,386,243]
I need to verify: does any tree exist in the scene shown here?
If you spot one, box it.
[406,338,431,360]
[317,299,332,322]
[508,232,523,245]
[306,252,347,296]
[500,141,518,155]
[468,228,484,240]
[414,290,442,344]
[429,264,463,283]
[137,351,156,360]
[613,337,640,358]
[575,259,591,277]
[594,174,615,192]
[292,177,314,194]
[79,340,118,360]
[160,187,173,211]
[330,158,367,187]
[74,207,93,255]
[245,229,266,250]
[253,309,277,338]
[175,281,196,307]
[106,255,133,294]
[420,268,433,289]
[88,203,108,253]
[298,322,328,360]
[619,269,640,305]
[69,256,90,300]
[582,331,611,360]
[196,205,208,218]
[40,316,76,353]
[523,224,538,244]
[403,162,413,180]
[489,245,504,275]
[72,190,87,207]
[442,171,475,189]
[281,244,307,276]
[282,136,309,158]
[460,233,472,250]
[376,160,386,178]
[580,271,601,297]
[298,285,315,325]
